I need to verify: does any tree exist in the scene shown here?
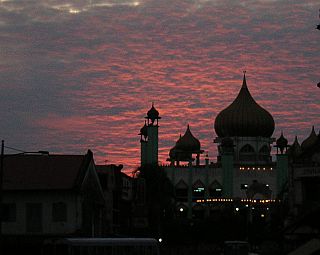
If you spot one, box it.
[135,164,175,237]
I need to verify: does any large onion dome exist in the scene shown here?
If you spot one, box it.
[214,73,275,138]
[175,125,201,152]
[301,126,317,151]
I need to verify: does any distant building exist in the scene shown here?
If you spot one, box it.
[284,128,320,241]
[96,163,133,236]
[2,150,106,249]
[138,73,319,222]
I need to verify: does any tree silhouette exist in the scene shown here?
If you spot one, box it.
[136,164,175,238]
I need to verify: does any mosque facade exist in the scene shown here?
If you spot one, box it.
[138,73,320,220]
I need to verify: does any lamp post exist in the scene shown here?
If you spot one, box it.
[0,140,48,252]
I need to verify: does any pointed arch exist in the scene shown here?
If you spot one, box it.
[258,145,271,161]
[192,179,204,189]
[209,180,222,189]
[240,144,255,153]
[209,180,223,198]
[192,179,205,199]
[175,179,188,202]
[175,179,188,189]
[239,144,255,161]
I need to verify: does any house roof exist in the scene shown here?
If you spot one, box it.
[3,151,92,191]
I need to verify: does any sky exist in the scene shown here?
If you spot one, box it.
[0,0,319,174]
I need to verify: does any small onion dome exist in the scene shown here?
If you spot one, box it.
[169,145,192,162]
[175,125,201,152]
[214,73,275,138]
[139,122,148,138]
[276,132,288,149]
[146,103,160,121]
[288,136,302,158]
[301,126,318,151]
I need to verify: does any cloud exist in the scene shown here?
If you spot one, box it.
[0,0,319,173]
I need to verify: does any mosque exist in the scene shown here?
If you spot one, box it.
[138,73,320,220]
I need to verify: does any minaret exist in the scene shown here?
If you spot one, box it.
[140,104,161,166]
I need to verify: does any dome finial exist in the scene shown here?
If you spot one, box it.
[242,70,247,89]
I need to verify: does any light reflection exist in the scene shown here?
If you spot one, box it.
[69,8,81,14]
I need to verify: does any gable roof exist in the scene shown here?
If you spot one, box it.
[3,150,93,191]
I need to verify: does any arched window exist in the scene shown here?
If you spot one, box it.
[175,180,188,202]
[259,145,271,161]
[240,144,255,153]
[192,180,205,200]
[239,144,255,161]
[209,180,223,198]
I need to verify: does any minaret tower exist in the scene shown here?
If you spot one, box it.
[139,104,161,166]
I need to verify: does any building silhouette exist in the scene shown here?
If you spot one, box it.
[139,73,320,223]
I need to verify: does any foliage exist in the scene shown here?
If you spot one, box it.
[136,164,175,236]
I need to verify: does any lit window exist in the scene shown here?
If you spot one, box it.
[194,187,204,192]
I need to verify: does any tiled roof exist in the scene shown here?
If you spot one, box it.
[3,152,91,191]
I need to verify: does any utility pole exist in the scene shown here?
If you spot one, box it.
[0,140,4,252]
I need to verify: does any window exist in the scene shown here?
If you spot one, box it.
[240,144,255,153]
[2,203,16,222]
[258,145,271,161]
[26,203,43,233]
[209,181,223,198]
[192,180,205,200]
[52,202,67,222]
[239,144,255,161]
[175,180,188,202]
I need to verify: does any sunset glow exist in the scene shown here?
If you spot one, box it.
[0,0,319,174]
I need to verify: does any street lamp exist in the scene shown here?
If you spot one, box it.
[0,140,48,251]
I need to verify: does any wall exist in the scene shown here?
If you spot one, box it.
[2,191,81,235]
